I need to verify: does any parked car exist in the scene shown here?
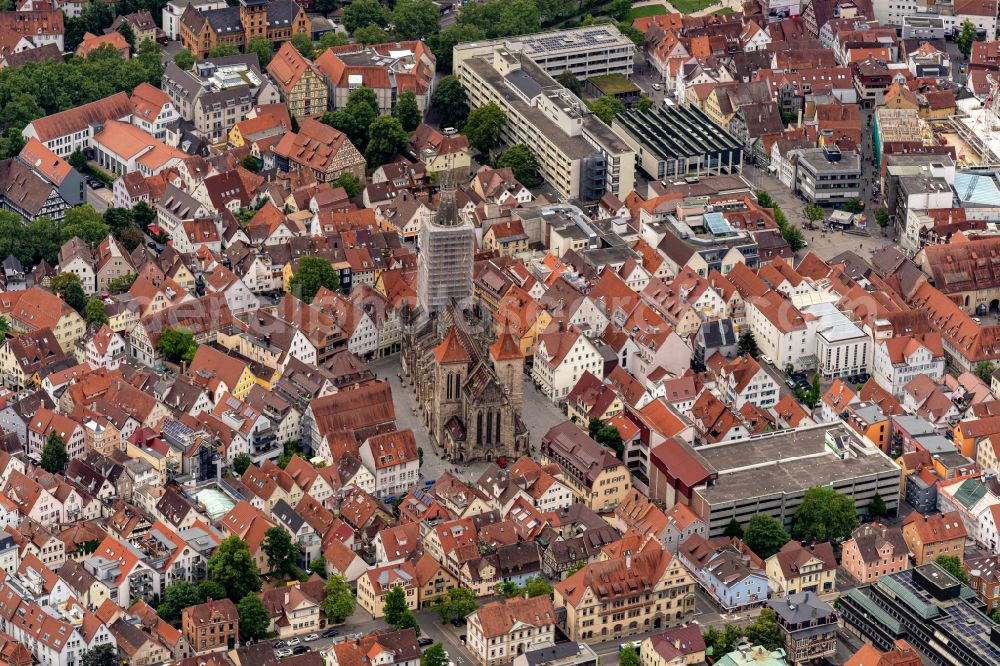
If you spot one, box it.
[460,635,467,645]
[652,83,662,90]
[275,649,293,658]
[292,647,310,655]
[304,634,319,642]
[286,638,301,646]
[322,629,340,638]
[274,641,286,648]
[450,618,465,627]
[418,638,434,647]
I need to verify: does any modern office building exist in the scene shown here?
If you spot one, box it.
[452,25,635,80]
[611,105,743,181]
[686,424,902,536]
[794,145,863,203]
[454,44,635,201]
[840,563,1000,666]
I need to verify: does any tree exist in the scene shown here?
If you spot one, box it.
[63,281,87,312]
[0,128,25,160]
[263,526,296,575]
[233,453,253,475]
[976,361,996,382]
[354,23,391,45]
[103,207,135,236]
[107,272,138,294]
[366,115,409,166]
[290,256,341,303]
[208,43,240,58]
[523,574,552,598]
[606,0,632,21]
[117,21,136,49]
[50,272,82,300]
[246,37,273,68]
[395,91,422,133]
[957,19,977,57]
[875,206,890,230]
[565,561,586,577]
[333,172,362,198]
[395,609,419,632]
[322,573,356,623]
[0,92,43,131]
[781,223,806,252]
[743,514,790,560]
[81,645,118,666]
[158,580,204,622]
[792,486,859,543]
[318,31,350,52]
[432,76,469,130]
[41,431,68,474]
[208,536,262,602]
[421,643,449,666]
[496,0,539,37]
[69,148,89,172]
[588,418,623,457]
[173,48,195,70]
[619,645,638,666]
[867,493,888,517]
[935,555,968,583]
[156,327,198,363]
[844,197,864,214]
[536,0,575,22]
[495,144,541,187]
[237,593,270,642]
[723,518,744,539]
[463,103,506,155]
[702,625,743,658]
[291,31,315,59]
[383,587,409,626]
[756,190,775,208]
[429,24,485,72]
[199,580,227,601]
[588,95,624,125]
[635,95,653,112]
[323,86,380,149]
[343,0,389,33]
[132,201,156,230]
[61,205,110,245]
[392,0,440,40]
[84,298,108,326]
[242,155,262,173]
[744,608,784,651]
[309,558,327,577]
[555,70,582,96]
[433,586,477,622]
[804,202,825,222]
[737,331,759,358]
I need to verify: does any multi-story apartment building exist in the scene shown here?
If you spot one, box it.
[901,511,966,565]
[359,429,420,500]
[767,593,837,664]
[455,43,634,201]
[873,334,946,396]
[182,599,239,654]
[842,523,910,583]
[553,538,695,642]
[541,421,631,514]
[466,596,556,666]
[178,0,309,58]
[965,555,1000,612]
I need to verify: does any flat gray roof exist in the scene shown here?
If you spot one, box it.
[696,424,900,505]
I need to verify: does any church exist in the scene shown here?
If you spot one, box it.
[402,309,528,463]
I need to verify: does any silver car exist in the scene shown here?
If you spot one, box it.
[275,649,293,658]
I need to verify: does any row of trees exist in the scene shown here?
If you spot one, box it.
[723,486,866,559]
[755,191,806,252]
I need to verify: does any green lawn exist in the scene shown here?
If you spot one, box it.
[669,0,717,13]
[627,4,668,19]
[711,6,735,13]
